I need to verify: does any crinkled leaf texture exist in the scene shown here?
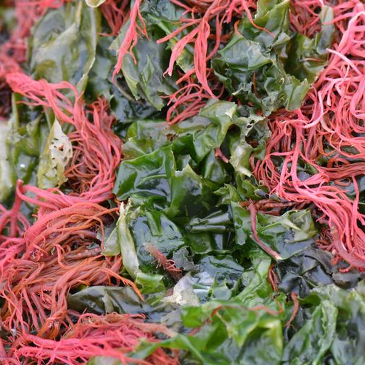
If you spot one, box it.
[29,1,100,92]
[111,26,176,110]
[212,0,334,114]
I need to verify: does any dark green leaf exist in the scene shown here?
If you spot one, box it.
[283,300,337,365]
[1,94,49,203]
[212,0,332,114]
[111,26,176,110]
[29,1,100,92]
[285,6,335,83]
[113,145,174,208]
[68,286,146,315]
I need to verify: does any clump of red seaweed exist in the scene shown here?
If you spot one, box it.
[5,313,178,365]
[1,187,130,340]
[100,0,130,36]
[0,69,177,362]
[112,0,147,78]
[290,0,323,37]
[165,68,225,124]
[6,72,122,203]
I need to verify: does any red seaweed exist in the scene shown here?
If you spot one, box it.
[247,202,282,261]
[100,0,130,36]
[2,0,365,363]
[0,72,173,362]
[112,0,147,78]
[285,293,299,328]
[6,73,122,202]
[290,0,323,37]
[144,243,183,281]
[6,314,178,365]
[165,68,225,124]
